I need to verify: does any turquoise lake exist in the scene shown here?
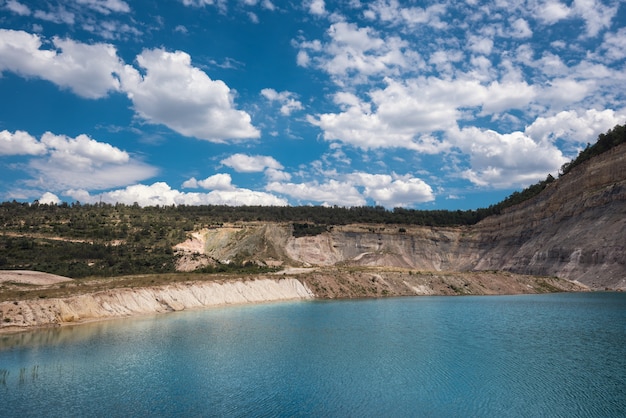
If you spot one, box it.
[1,292,625,417]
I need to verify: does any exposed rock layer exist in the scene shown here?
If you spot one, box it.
[174,143,626,290]
[467,143,626,289]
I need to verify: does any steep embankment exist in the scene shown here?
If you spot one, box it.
[467,142,626,289]
[0,276,313,333]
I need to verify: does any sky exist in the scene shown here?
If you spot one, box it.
[0,0,625,210]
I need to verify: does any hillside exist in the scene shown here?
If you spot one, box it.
[2,134,625,332]
[172,142,626,290]
[1,130,625,292]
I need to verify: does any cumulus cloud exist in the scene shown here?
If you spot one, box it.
[267,179,366,207]
[0,29,123,98]
[121,48,260,142]
[1,130,157,192]
[266,171,434,208]
[68,182,288,207]
[365,1,448,29]
[533,0,618,37]
[346,173,435,207]
[599,27,626,62]
[308,77,535,150]
[221,153,283,172]
[296,21,422,84]
[509,18,533,39]
[182,173,234,190]
[38,192,61,205]
[534,1,571,24]
[308,0,326,16]
[0,32,259,142]
[525,109,626,146]
[448,127,568,188]
[40,132,130,169]
[261,88,304,115]
[0,130,47,155]
[572,0,618,37]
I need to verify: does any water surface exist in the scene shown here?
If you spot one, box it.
[1,292,625,417]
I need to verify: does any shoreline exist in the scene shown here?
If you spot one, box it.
[0,268,589,334]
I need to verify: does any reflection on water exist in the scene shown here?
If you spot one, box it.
[0,315,156,351]
[1,293,626,417]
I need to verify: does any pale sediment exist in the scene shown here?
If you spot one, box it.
[0,268,589,334]
[0,278,314,333]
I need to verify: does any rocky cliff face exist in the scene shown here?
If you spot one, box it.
[468,143,626,290]
[174,143,626,290]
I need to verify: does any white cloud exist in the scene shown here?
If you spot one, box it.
[1,130,156,194]
[0,29,123,98]
[0,32,260,142]
[448,126,568,188]
[40,132,130,168]
[68,182,288,207]
[346,172,434,207]
[308,81,454,150]
[33,7,75,25]
[0,130,47,155]
[75,0,131,14]
[533,0,618,37]
[3,131,157,192]
[261,88,304,115]
[181,0,227,11]
[38,192,61,205]
[599,27,626,62]
[221,153,283,172]
[535,1,571,24]
[121,48,260,142]
[296,50,311,67]
[509,18,532,39]
[308,77,536,150]
[267,179,366,207]
[479,80,536,114]
[525,108,626,146]
[182,173,234,190]
[296,21,422,84]
[365,1,448,29]
[468,35,494,55]
[572,0,618,37]
[308,0,326,16]
[81,19,142,40]
[265,168,292,182]
[262,0,276,11]
[266,170,435,208]
[5,0,31,16]
[537,78,593,109]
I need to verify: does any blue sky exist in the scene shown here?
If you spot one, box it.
[0,0,625,210]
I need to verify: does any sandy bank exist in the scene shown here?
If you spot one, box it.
[0,278,313,333]
[0,268,589,334]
